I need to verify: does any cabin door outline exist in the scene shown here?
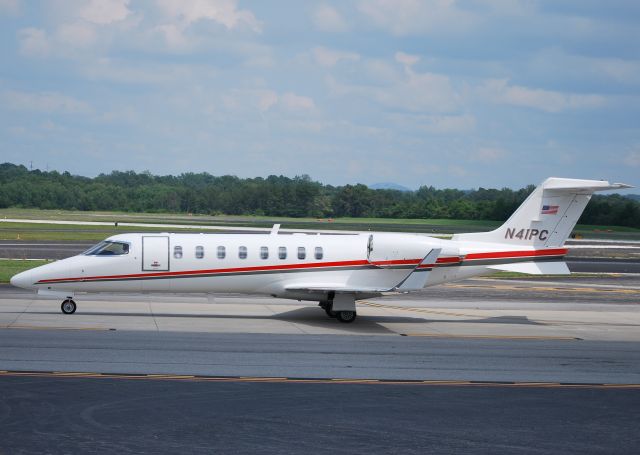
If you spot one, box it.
[142,236,170,271]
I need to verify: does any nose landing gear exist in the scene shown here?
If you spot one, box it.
[61,299,77,314]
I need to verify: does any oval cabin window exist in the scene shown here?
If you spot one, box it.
[239,246,247,259]
[217,246,226,259]
[173,246,183,259]
[314,246,323,260]
[298,247,306,260]
[195,245,204,259]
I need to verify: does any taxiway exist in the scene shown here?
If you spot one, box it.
[1,274,639,454]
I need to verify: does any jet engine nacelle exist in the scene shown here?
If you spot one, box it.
[366,233,456,266]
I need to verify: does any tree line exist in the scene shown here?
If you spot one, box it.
[0,163,638,227]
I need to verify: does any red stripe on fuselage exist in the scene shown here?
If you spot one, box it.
[37,259,371,284]
[464,248,568,260]
[36,248,568,284]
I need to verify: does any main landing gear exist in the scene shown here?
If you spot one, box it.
[61,299,77,314]
[319,298,357,323]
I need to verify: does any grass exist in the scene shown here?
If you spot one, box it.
[0,259,51,283]
[0,222,216,241]
[0,207,638,240]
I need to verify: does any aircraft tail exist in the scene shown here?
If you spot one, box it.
[452,178,632,248]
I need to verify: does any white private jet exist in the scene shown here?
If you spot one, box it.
[10,177,632,323]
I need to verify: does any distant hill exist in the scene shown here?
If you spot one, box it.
[626,194,640,201]
[368,182,412,192]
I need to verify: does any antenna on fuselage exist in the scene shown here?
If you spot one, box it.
[270,224,280,235]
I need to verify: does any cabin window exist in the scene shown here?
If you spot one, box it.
[84,241,130,256]
[298,246,306,260]
[315,246,323,260]
[278,246,287,260]
[195,245,204,259]
[173,246,183,259]
[217,246,226,259]
[239,246,247,259]
[260,246,269,260]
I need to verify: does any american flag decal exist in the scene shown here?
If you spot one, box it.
[541,205,559,215]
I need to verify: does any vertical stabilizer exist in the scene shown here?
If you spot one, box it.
[452,178,632,248]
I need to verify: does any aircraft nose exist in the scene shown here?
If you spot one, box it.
[10,269,34,290]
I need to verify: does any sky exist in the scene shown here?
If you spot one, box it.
[0,0,639,190]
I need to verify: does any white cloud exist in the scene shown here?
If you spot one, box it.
[313,4,348,32]
[2,90,91,114]
[479,79,606,112]
[448,165,468,177]
[222,89,315,113]
[532,49,640,86]
[329,62,460,113]
[0,0,20,15]
[470,146,507,162]
[358,0,475,35]
[385,70,460,112]
[313,46,360,67]
[18,28,51,56]
[147,0,262,52]
[56,22,97,48]
[281,92,315,111]
[223,89,278,112]
[395,51,420,67]
[153,23,191,51]
[387,113,475,135]
[424,114,476,134]
[156,0,261,32]
[78,0,131,25]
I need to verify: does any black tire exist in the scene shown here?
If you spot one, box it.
[336,311,357,323]
[61,299,76,315]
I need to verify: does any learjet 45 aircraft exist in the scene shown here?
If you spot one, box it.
[10,177,632,323]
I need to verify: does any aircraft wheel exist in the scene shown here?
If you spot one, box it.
[61,299,76,315]
[336,311,356,323]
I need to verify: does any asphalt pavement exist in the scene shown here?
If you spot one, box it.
[1,375,639,455]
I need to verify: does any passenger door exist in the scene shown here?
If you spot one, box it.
[142,236,170,272]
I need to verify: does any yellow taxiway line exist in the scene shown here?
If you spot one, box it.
[399,333,580,341]
[0,370,638,389]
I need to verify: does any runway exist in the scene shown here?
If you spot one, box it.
[1,277,639,382]
[1,276,639,453]
[1,375,638,455]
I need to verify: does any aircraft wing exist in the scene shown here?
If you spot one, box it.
[284,284,392,293]
[284,248,442,294]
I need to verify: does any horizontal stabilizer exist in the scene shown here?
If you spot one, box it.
[542,180,633,193]
[487,261,570,275]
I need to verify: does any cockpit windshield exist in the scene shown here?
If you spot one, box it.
[84,241,130,256]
